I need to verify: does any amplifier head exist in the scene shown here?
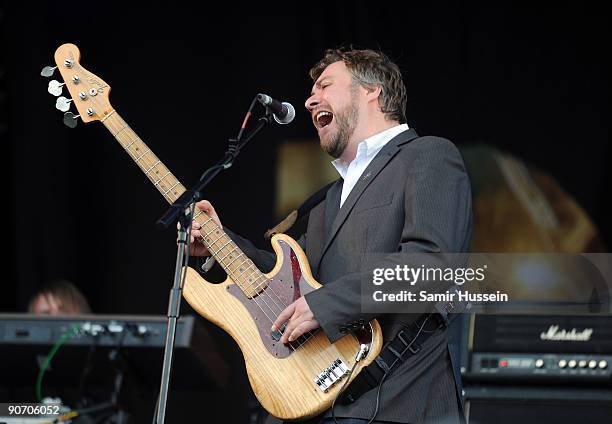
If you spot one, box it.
[460,314,612,382]
[471,314,612,354]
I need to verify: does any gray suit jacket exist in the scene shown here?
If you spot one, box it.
[225,129,473,423]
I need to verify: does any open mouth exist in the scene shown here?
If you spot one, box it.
[314,111,334,129]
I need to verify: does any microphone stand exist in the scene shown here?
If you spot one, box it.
[154,109,275,424]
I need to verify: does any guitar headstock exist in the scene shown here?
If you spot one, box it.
[44,43,113,127]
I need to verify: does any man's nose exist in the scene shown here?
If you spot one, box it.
[305,95,319,111]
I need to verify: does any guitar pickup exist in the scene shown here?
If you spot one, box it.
[270,323,286,342]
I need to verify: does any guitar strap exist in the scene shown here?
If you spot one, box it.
[264,180,338,239]
[340,293,468,422]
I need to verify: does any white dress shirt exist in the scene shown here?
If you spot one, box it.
[332,123,409,208]
[200,123,409,273]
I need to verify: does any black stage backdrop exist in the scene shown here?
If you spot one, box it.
[1,3,609,421]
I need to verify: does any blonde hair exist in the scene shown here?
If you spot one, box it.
[28,279,92,314]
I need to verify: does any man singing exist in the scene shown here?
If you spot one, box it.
[189,48,473,424]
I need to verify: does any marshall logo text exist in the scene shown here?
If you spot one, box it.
[540,325,594,342]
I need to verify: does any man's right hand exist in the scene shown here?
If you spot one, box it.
[180,200,223,257]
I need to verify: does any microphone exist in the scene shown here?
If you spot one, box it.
[256,93,296,124]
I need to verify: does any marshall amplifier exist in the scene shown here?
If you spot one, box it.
[459,314,612,382]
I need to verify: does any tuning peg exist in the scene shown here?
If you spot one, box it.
[41,66,57,77]
[48,80,65,96]
[55,96,73,112]
[63,112,79,128]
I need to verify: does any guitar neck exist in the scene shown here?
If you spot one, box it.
[101,111,265,297]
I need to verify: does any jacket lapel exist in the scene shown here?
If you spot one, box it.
[324,179,343,235]
[316,128,420,270]
[309,179,342,277]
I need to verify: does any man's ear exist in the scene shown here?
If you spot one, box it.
[365,85,382,103]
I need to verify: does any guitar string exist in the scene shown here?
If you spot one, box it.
[192,214,320,350]
[192,215,291,317]
[188,210,328,360]
[106,117,303,339]
[111,109,321,349]
[190,216,292,319]
[109,125,285,342]
[237,248,322,346]
[106,117,341,379]
[105,117,326,359]
[192,220,293,334]
[186,192,327,360]
[190,214,321,347]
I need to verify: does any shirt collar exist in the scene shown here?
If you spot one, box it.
[332,123,409,178]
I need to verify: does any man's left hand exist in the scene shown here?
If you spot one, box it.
[271,296,320,344]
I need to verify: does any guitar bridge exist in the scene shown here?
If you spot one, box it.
[313,358,349,392]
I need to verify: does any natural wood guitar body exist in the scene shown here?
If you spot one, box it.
[183,234,382,420]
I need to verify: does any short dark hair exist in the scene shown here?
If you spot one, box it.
[309,48,407,123]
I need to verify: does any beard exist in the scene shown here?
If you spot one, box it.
[320,91,359,159]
